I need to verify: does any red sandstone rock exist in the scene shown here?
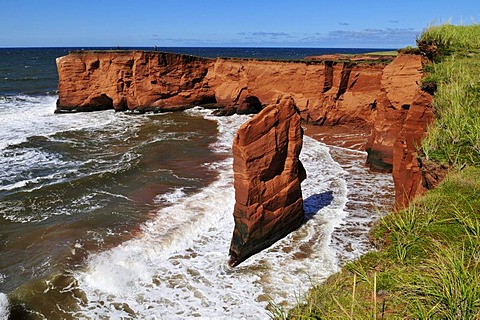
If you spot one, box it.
[392,89,435,207]
[207,58,385,127]
[56,51,215,112]
[228,96,306,267]
[57,52,387,127]
[366,54,425,172]
[364,54,438,207]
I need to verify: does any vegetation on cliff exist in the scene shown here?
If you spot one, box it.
[419,24,480,166]
[279,24,480,319]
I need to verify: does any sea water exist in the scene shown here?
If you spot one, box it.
[0,47,394,319]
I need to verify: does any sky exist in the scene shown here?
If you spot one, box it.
[1,0,479,48]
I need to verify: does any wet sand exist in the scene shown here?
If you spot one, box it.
[302,123,370,151]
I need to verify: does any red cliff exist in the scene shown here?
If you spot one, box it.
[56,51,388,128]
[56,51,215,112]
[56,51,434,208]
[365,54,425,172]
[229,96,306,267]
[364,54,435,206]
[207,57,387,127]
[392,88,435,207]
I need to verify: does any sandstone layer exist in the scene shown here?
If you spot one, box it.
[392,89,435,207]
[365,54,426,172]
[207,57,385,127]
[364,54,435,206]
[229,96,306,267]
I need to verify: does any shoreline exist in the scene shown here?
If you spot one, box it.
[304,125,395,264]
[302,123,370,151]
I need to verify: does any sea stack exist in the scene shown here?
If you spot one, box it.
[229,96,306,267]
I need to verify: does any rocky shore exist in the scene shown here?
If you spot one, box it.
[56,50,437,263]
[57,50,435,207]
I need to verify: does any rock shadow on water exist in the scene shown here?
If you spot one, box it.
[303,191,334,221]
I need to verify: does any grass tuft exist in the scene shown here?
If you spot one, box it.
[399,241,480,319]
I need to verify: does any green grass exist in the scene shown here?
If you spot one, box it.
[418,23,480,58]
[280,24,480,320]
[419,24,480,167]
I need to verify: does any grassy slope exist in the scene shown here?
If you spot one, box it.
[420,24,480,166]
[278,24,480,319]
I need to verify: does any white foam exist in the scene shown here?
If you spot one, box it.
[0,293,9,320]
[0,94,140,195]
[186,106,252,154]
[154,187,187,204]
[71,110,357,319]
[0,95,115,150]
[325,142,394,262]
[0,96,393,317]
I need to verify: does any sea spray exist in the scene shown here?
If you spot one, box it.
[71,109,354,319]
[0,293,9,320]
[0,95,115,150]
[0,97,221,305]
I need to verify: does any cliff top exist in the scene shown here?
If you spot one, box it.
[419,24,480,166]
[65,49,396,65]
[305,53,397,63]
[67,49,214,60]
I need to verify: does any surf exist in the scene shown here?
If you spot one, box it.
[68,108,385,319]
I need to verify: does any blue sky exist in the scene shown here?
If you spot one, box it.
[1,0,479,48]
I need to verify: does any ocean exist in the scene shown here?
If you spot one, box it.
[0,47,394,319]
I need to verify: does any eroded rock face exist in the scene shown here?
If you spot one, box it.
[365,54,437,207]
[229,96,306,267]
[207,57,385,127]
[56,51,387,128]
[365,54,425,172]
[56,51,215,112]
[392,89,434,207]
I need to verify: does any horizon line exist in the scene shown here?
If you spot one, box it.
[0,45,401,50]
